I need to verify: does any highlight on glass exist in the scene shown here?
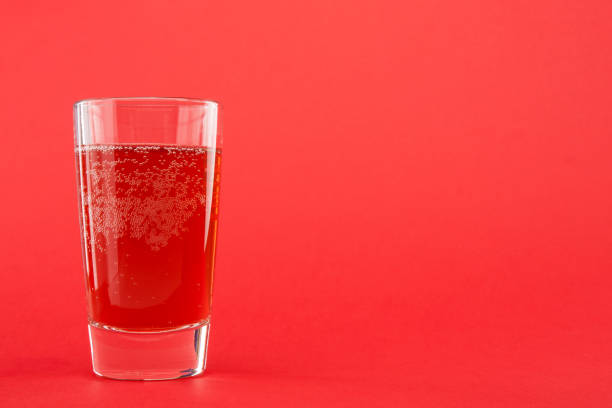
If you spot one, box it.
[73,97,222,380]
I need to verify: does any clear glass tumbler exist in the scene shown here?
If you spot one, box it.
[73,97,222,380]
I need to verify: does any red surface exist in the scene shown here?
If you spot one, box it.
[1,0,611,406]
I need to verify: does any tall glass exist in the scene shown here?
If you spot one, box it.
[73,97,222,380]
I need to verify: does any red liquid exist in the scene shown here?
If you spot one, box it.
[76,144,221,331]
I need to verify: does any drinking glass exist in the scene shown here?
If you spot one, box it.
[73,97,222,380]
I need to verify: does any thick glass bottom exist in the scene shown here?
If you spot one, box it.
[88,321,210,380]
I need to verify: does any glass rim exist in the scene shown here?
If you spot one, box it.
[74,96,220,108]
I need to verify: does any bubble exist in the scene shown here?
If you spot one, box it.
[77,144,217,252]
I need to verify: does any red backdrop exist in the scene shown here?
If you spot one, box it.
[1,0,611,406]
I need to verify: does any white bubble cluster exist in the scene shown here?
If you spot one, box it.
[77,144,216,251]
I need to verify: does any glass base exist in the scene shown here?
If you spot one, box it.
[88,321,210,380]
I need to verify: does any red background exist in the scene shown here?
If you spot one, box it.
[1,1,611,406]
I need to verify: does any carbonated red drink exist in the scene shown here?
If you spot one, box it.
[76,144,221,331]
